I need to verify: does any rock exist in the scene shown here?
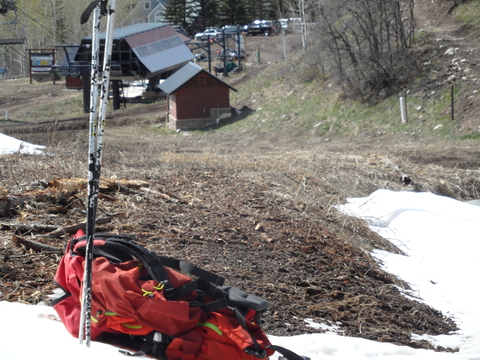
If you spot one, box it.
[444,47,457,55]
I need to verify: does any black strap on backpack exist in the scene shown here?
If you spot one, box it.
[268,346,308,360]
[98,331,170,359]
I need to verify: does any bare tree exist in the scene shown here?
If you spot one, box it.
[309,0,417,101]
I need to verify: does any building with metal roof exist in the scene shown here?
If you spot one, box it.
[52,23,194,110]
[75,23,193,81]
[54,23,192,83]
[158,62,237,131]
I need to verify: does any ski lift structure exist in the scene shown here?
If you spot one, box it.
[0,0,21,36]
[0,0,16,18]
[0,0,26,77]
[51,22,193,111]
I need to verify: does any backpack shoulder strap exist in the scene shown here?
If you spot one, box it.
[158,256,225,286]
[267,345,308,360]
[88,234,178,299]
[87,234,225,301]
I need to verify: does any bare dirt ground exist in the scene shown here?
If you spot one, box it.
[1,0,480,353]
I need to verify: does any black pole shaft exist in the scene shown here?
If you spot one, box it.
[222,30,228,77]
[112,80,121,110]
[81,68,91,114]
[237,25,241,70]
[207,37,211,73]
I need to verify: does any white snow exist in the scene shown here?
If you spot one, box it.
[0,132,45,155]
[1,133,479,359]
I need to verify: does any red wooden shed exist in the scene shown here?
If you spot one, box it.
[158,62,237,131]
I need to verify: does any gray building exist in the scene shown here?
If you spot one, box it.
[122,0,167,26]
[72,23,192,82]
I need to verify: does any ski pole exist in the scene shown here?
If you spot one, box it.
[97,0,117,162]
[78,0,109,346]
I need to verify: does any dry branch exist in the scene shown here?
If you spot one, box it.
[46,206,69,214]
[116,183,138,195]
[140,187,174,201]
[118,185,189,204]
[153,187,190,204]
[43,213,124,238]
[1,223,59,233]
[11,235,62,252]
[0,178,151,219]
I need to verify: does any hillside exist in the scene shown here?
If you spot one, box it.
[1,0,480,354]
[224,0,480,140]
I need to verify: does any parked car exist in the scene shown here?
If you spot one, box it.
[222,25,241,35]
[245,20,261,35]
[279,18,289,31]
[246,20,281,36]
[194,28,222,41]
[280,17,302,33]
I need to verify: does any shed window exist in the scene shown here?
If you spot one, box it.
[198,74,206,84]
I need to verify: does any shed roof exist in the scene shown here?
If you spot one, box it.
[158,62,237,95]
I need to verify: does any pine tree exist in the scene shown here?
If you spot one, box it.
[163,0,189,27]
[189,0,218,32]
[218,0,247,25]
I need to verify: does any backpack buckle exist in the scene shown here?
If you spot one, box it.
[244,347,267,359]
[153,332,170,344]
[162,281,175,299]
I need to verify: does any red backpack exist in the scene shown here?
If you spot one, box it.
[50,230,303,360]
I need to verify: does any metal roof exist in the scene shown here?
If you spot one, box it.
[84,23,166,40]
[123,24,192,75]
[158,62,237,95]
[128,38,193,74]
[122,23,190,45]
[85,23,191,42]
[84,23,193,77]
[114,22,168,39]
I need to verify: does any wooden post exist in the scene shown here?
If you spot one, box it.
[52,49,56,85]
[28,49,32,84]
[166,95,170,126]
[451,85,454,121]
[399,92,407,124]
